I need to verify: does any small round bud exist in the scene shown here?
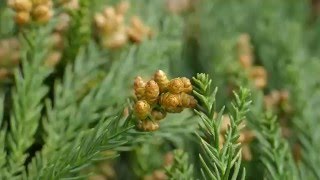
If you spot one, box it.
[137,120,159,131]
[55,13,70,32]
[32,5,53,23]
[238,130,255,144]
[239,54,253,69]
[134,100,151,120]
[279,90,289,103]
[144,80,160,104]
[168,78,184,94]
[127,16,151,43]
[134,76,145,100]
[180,77,192,93]
[180,93,197,108]
[160,92,182,113]
[102,30,128,49]
[0,68,10,80]
[151,110,167,121]
[154,70,169,93]
[10,0,32,12]
[94,13,106,29]
[44,51,61,68]
[250,66,267,89]
[14,11,30,25]
[50,33,63,49]
[103,7,116,18]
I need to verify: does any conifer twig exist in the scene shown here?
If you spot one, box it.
[165,149,194,180]
[255,113,298,180]
[5,27,53,178]
[192,73,251,180]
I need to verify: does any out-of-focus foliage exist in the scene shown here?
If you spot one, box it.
[0,0,320,179]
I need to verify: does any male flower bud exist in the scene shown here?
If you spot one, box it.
[44,51,61,68]
[239,54,253,69]
[134,100,151,120]
[10,0,32,11]
[154,70,169,92]
[180,77,192,93]
[14,11,30,25]
[127,16,152,43]
[32,5,53,23]
[168,78,184,94]
[137,120,159,131]
[180,93,197,108]
[134,76,145,100]
[250,66,267,89]
[151,110,167,121]
[160,92,182,113]
[102,29,128,49]
[144,80,160,104]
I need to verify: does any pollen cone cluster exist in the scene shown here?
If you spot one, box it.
[133,70,197,131]
[0,38,20,82]
[237,33,267,89]
[8,0,54,25]
[94,1,152,49]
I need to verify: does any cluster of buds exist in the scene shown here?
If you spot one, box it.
[134,70,197,131]
[219,114,255,161]
[237,33,267,89]
[94,1,152,49]
[8,0,54,26]
[0,38,20,82]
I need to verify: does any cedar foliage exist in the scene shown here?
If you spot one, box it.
[0,0,320,179]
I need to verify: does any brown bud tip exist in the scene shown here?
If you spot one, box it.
[134,100,151,120]
[250,66,267,89]
[239,54,253,69]
[0,68,11,80]
[94,13,106,29]
[279,90,289,102]
[14,11,30,25]
[103,30,128,49]
[145,80,160,104]
[137,120,159,131]
[180,77,192,93]
[160,92,182,113]
[154,70,170,92]
[104,7,116,18]
[134,76,146,100]
[44,51,61,68]
[10,0,32,12]
[55,13,70,32]
[151,110,167,121]
[180,93,197,108]
[168,78,184,94]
